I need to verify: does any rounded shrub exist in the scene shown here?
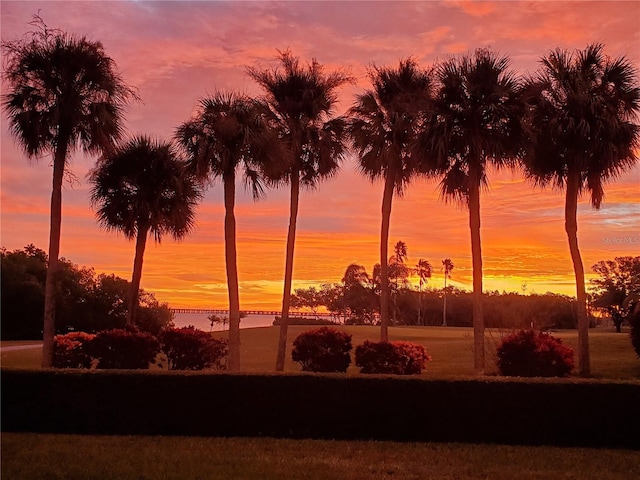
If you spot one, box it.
[291,327,352,373]
[497,329,574,377]
[53,332,95,368]
[159,326,228,370]
[87,328,160,369]
[355,340,431,375]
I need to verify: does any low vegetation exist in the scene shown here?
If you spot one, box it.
[355,340,430,375]
[52,327,229,371]
[496,329,574,377]
[291,327,352,373]
[4,325,639,379]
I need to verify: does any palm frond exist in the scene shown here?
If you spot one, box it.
[524,43,640,207]
[89,135,202,243]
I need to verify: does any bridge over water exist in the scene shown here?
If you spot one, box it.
[170,308,332,317]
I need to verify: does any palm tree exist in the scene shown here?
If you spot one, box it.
[442,258,454,326]
[415,259,432,325]
[176,92,279,371]
[348,58,433,342]
[2,16,136,367]
[89,136,201,328]
[417,49,525,374]
[247,51,352,371]
[523,44,640,376]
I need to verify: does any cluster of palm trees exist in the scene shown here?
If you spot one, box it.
[3,17,638,376]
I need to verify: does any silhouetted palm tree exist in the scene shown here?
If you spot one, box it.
[417,49,525,374]
[348,59,433,341]
[390,240,409,323]
[248,51,352,371]
[89,136,201,327]
[415,258,432,325]
[442,258,454,326]
[524,44,640,376]
[2,16,136,367]
[176,92,279,371]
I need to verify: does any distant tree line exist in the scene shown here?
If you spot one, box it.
[290,272,579,331]
[1,245,173,340]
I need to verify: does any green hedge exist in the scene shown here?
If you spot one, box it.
[2,369,638,448]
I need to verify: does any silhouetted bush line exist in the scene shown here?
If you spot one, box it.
[3,369,638,448]
[53,327,229,370]
[273,316,339,326]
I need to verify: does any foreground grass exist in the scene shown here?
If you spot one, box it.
[3,325,639,379]
[3,433,639,480]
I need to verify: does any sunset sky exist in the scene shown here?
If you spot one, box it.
[1,1,639,310]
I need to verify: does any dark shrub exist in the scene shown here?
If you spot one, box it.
[53,332,95,368]
[497,329,574,377]
[87,328,160,369]
[355,340,431,375]
[159,326,228,370]
[393,341,431,374]
[291,327,352,372]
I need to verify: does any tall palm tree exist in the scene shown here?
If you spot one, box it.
[417,49,525,374]
[247,51,352,371]
[390,240,409,323]
[523,44,640,376]
[89,136,201,328]
[2,17,135,367]
[348,58,433,342]
[442,258,454,326]
[415,258,432,325]
[176,92,279,371]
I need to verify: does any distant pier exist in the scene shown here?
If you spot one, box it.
[170,308,332,317]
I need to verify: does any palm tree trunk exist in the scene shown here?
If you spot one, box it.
[127,227,148,327]
[565,169,590,377]
[276,169,300,371]
[468,165,484,376]
[224,171,241,372]
[443,275,448,327]
[380,172,395,342]
[42,142,68,368]
[417,281,422,326]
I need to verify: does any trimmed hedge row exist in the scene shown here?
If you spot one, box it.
[2,369,639,448]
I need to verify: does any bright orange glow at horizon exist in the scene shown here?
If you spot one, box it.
[2,1,639,310]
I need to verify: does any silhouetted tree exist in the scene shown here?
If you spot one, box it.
[415,258,432,325]
[248,51,352,371]
[290,286,323,318]
[176,92,278,371]
[342,264,378,324]
[89,136,201,326]
[418,49,525,374]
[442,258,454,326]
[348,59,433,341]
[590,256,640,332]
[2,15,136,366]
[524,44,640,376]
[1,245,172,339]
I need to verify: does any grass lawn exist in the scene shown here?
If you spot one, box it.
[3,433,640,480]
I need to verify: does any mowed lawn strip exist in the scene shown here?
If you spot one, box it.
[2,326,639,379]
[3,433,640,480]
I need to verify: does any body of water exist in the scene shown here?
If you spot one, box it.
[172,312,276,332]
